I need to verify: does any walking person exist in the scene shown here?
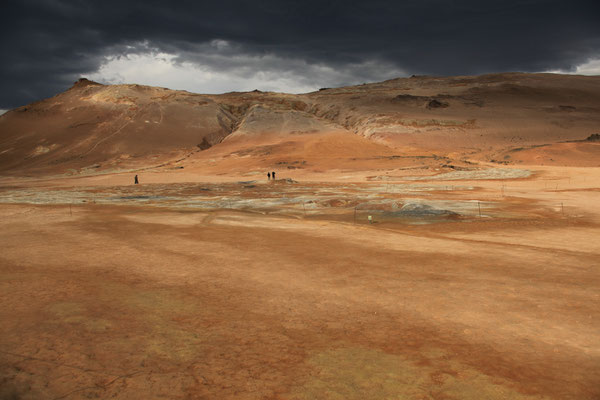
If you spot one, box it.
[267,172,271,180]
[134,174,139,184]
[272,171,276,180]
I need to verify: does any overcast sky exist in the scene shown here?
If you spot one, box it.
[1,0,599,109]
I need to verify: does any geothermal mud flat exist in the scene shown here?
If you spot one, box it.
[1,72,599,399]
[0,165,599,400]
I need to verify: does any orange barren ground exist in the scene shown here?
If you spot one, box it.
[1,73,599,399]
[1,165,599,400]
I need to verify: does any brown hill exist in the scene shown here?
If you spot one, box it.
[0,79,237,173]
[1,72,599,176]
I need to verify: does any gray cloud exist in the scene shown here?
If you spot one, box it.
[1,0,599,108]
[88,43,406,94]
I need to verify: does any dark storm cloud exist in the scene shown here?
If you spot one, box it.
[1,0,599,108]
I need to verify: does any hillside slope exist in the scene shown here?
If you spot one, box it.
[1,72,599,175]
[0,79,236,173]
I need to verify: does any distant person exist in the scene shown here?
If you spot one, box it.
[267,172,271,180]
[134,175,139,184]
[272,171,276,180]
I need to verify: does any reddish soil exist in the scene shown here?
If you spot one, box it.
[0,165,599,399]
[1,73,599,399]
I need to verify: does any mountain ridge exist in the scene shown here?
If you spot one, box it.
[1,72,599,175]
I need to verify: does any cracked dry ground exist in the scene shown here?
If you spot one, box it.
[0,201,599,399]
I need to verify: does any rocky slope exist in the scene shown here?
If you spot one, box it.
[1,72,599,175]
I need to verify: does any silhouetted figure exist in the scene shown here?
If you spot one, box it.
[134,175,139,184]
[267,172,271,180]
[272,171,276,180]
